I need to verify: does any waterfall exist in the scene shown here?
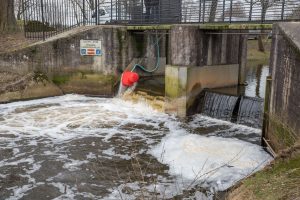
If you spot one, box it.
[237,97,264,128]
[195,91,264,128]
[202,92,239,121]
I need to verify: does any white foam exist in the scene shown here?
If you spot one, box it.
[150,133,272,191]
[0,94,273,198]
[86,152,97,159]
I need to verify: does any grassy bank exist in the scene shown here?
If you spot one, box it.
[247,39,271,66]
[227,144,300,200]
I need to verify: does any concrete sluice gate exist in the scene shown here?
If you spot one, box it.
[190,91,264,129]
[0,94,272,199]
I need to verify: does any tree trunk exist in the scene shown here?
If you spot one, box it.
[258,34,265,52]
[209,0,218,22]
[0,0,17,32]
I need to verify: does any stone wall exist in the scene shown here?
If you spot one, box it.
[0,26,134,102]
[266,22,300,152]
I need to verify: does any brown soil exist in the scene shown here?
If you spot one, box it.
[0,32,35,54]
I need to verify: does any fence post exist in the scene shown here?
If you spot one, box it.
[40,0,45,41]
[281,0,286,20]
[198,0,202,23]
[222,0,226,22]
[111,0,113,22]
[202,0,206,23]
[229,0,233,23]
[21,0,26,38]
[249,0,253,21]
[83,0,86,26]
[141,0,144,23]
[95,0,98,25]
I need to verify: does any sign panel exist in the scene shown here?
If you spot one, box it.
[80,40,102,56]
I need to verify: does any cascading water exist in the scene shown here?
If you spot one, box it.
[201,92,239,121]
[237,96,264,128]
[196,91,264,128]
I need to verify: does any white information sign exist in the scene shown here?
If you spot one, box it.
[80,40,102,56]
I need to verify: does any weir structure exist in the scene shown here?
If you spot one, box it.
[0,0,299,152]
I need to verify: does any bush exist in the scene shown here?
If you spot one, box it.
[24,20,56,32]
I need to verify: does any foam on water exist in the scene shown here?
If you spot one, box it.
[0,94,272,199]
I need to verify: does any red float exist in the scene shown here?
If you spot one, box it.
[121,71,139,87]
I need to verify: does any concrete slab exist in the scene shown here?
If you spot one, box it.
[165,64,239,117]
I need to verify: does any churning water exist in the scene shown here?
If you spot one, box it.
[0,95,272,199]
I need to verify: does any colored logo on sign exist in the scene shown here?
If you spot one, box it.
[96,49,102,55]
[81,49,87,55]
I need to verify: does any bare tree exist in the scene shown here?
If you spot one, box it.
[245,0,281,52]
[0,0,17,32]
[224,1,247,18]
[209,0,218,22]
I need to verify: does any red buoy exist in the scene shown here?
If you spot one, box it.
[122,71,139,87]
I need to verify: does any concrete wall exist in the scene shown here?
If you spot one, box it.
[165,25,247,117]
[0,25,171,103]
[165,64,239,117]
[0,26,146,102]
[169,26,247,84]
[265,22,300,152]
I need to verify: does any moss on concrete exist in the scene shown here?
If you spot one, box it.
[268,115,297,150]
[52,75,71,85]
[52,72,116,95]
[165,76,179,98]
[198,23,273,30]
[127,25,173,31]
[165,75,186,99]
[127,24,273,31]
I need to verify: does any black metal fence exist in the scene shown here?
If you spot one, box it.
[22,0,300,39]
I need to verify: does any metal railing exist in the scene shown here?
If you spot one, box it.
[22,0,300,39]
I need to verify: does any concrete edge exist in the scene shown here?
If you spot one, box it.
[276,22,300,55]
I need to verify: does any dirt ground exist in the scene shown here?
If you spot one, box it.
[0,32,35,54]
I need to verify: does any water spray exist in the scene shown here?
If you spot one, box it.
[119,30,161,95]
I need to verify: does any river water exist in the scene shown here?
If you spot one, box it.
[0,94,272,200]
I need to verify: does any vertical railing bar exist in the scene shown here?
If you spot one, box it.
[111,0,113,22]
[202,0,206,23]
[40,0,45,40]
[141,0,144,23]
[281,0,286,21]
[83,0,86,26]
[21,0,27,38]
[222,0,226,22]
[199,0,202,23]
[229,0,233,23]
[95,0,98,25]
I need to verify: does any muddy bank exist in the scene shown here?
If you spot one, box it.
[0,71,63,103]
[0,71,116,103]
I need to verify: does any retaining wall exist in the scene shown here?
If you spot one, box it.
[265,22,300,152]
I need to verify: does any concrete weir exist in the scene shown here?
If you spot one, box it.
[165,25,247,117]
[0,24,247,108]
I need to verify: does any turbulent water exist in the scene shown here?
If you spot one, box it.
[0,95,272,200]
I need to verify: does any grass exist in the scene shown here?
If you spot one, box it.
[52,74,70,85]
[227,145,300,200]
[247,39,272,66]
